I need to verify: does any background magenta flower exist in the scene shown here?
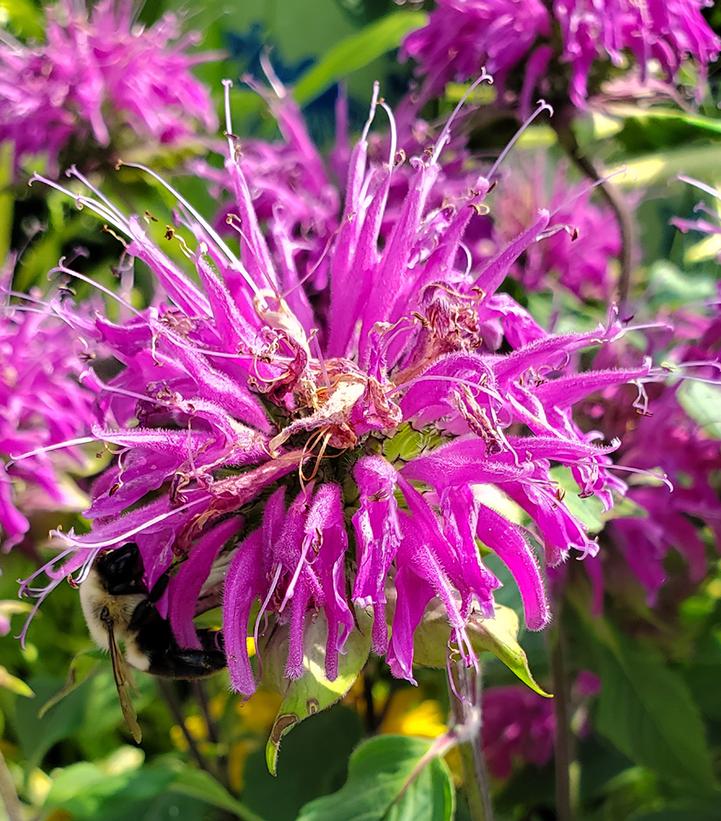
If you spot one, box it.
[402,0,720,110]
[482,684,555,779]
[0,290,97,549]
[0,0,216,175]
[580,304,721,605]
[483,672,600,779]
[488,156,621,299]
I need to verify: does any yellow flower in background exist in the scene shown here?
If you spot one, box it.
[379,689,447,738]
[228,739,258,794]
[379,689,464,783]
[209,692,228,722]
[235,689,282,734]
[169,714,207,752]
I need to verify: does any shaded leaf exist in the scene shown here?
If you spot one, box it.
[630,797,721,821]
[168,766,262,820]
[243,706,362,821]
[13,675,88,768]
[38,649,101,718]
[595,633,716,791]
[297,735,455,821]
[610,106,721,156]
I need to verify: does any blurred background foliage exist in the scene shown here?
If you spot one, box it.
[2,0,721,819]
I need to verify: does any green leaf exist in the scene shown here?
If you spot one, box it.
[595,633,716,791]
[550,467,604,533]
[293,11,427,104]
[610,106,721,156]
[549,467,646,534]
[0,142,13,264]
[38,649,101,718]
[12,675,89,768]
[43,761,174,820]
[262,609,371,775]
[609,143,721,188]
[412,602,550,697]
[169,766,263,821]
[646,261,717,307]
[0,0,44,38]
[43,757,261,821]
[677,380,721,439]
[297,735,455,821]
[630,796,721,821]
[383,423,446,465]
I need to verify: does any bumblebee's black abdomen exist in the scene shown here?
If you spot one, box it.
[130,598,226,679]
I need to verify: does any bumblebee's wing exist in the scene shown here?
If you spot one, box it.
[105,620,143,743]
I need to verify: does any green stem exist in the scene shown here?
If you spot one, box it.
[552,110,635,312]
[158,679,221,783]
[0,748,22,821]
[450,664,494,821]
[192,680,232,793]
[459,739,492,821]
[551,607,574,821]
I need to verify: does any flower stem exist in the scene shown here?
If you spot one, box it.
[458,738,493,821]
[551,607,574,821]
[192,680,232,791]
[0,748,22,821]
[552,110,635,312]
[449,663,494,821]
[193,679,219,743]
[158,679,222,783]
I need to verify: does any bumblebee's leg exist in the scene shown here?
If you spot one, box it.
[147,572,169,603]
[197,628,224,654]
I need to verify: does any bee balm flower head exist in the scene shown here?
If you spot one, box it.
[22,82,656,696]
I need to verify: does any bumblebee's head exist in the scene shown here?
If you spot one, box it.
[94,543,147,595]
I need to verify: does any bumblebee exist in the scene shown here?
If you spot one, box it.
[79,543,226,741]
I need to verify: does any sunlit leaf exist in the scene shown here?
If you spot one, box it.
[0,0,44,38]
[413,602,551,697]
[677,380,721,439]
[293,11,427,104]
[0,665,34,697]
[550,467,646,534]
